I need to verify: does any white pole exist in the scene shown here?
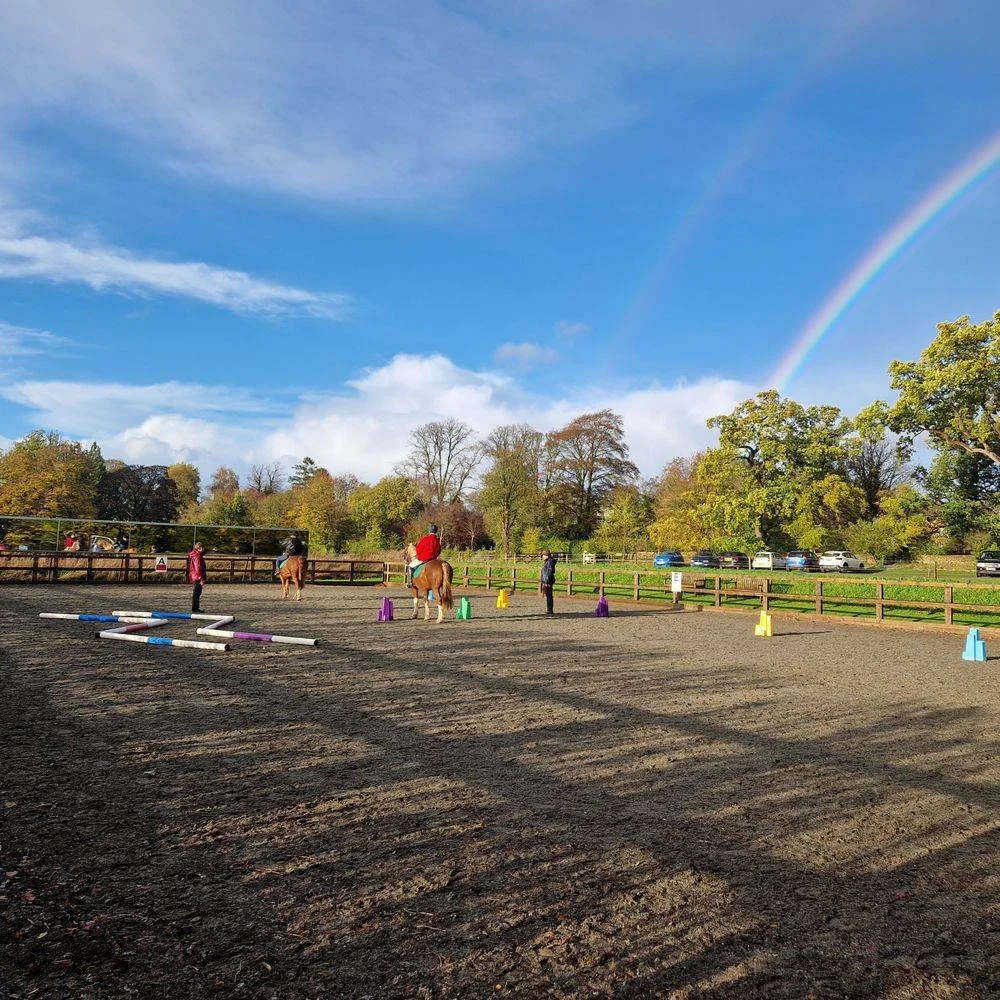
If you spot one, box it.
[98,630,230,651]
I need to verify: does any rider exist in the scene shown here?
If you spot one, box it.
[275,532,306,577]
[407,523,441,586]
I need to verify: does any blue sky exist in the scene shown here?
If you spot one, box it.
[1,0,998,481]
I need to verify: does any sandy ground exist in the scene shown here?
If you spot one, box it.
[1,583,999,999]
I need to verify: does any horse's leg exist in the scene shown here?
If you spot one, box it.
[281,575,289,599]
[295,577,302,601]
[424,594,431,621]
[412,591,419,619]
[436,601,444,623]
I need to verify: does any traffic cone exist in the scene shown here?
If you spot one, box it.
[962,627,987,662]
[595,596,610,617]
[456,597,473,621]
[377,597,394,622]
[496,589,510,609]
[754,610,773,637]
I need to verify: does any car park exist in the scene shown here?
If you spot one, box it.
[818,550,865,572]
[786,549,819,571]
[752,551,787,570]
[653,550,685,567]
[690,550,720,568]
[719,551,750,569]
[976,550,1000,577]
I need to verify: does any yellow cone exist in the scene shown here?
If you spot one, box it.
[496,589,510,609]
[754,610,773,637]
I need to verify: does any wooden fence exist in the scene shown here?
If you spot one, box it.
[385,562,1000,630]
[0,552,384,586]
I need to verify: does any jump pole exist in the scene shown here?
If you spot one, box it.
[112,610,232,622]
[40,613,153,623]
[195,617,318,646]
[98,629,230,652]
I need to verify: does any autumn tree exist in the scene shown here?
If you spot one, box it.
[289,456,319,488]
[209,466,239,496]
[0,431,98,517]
[286,470,357,551]
[167,462,201,508]
[477,424,543,558]
[591,485,654,552]
[545,410,638,539]
[398,419,482,506]
[348,476,422,549]
[647,455,710,551]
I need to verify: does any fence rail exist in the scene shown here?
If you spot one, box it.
[0,553,384,586]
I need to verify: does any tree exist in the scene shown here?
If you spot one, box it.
[591,486,654,552]
[348,476,422,549]
[398,419,482,506]
[0,431,97,517]
[96,465,181,523]
[167,462,201,508]
[287,470,356,551]
[858,312,1000,464]
[200,491,250,526]
[647,455,710,551]
[918,448,1000,544]
[477,424,543,558]
[290,456,319,488]
[246,462,284,495]
[545,410,638,539]
[843,487,933,562]
[845,439,906,519]
[210,466,239,496]
[706,391,852,541]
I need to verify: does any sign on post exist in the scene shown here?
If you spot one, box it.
[154,556,169,573]
[671,571,683,594]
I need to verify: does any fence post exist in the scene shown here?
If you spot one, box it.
[464,565,470,587]
[714,575,721,607]
[512,565,517,592]
[633,572,640,601]
[123,552,130,583]
[349,561,355,584]
[599,570,605,597]
[815,580,823,615]
[86,554,94,584]
[310,560,317,583]
[875,581,883,621]
[487,565,493,590]
[567,568,573,596]
[229,558,236,583]
[762,577,771,612]
[32,555,39,584]
[944,585,953,625]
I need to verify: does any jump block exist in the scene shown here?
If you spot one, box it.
[456,597,473,620]
[754,610,773,637]
[595,596,609,617]
[962,627,987,662]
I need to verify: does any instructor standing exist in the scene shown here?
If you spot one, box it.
[539,549,557,616]
[187,541,207,613]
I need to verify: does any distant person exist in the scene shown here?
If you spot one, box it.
[540,549,557,615]
[64,532,78,551]
[91,539,104,552]
[187,541,208,613]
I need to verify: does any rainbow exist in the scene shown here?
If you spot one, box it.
[770,129,1000,392]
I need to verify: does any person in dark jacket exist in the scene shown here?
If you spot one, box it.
[187,541,208,612]
[275,533,306,576]
[539,549,557,615]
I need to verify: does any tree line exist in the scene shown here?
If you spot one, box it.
[1,311,999,560]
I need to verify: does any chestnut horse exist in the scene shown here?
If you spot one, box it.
[405,545,454,623]
[279,554,306,601]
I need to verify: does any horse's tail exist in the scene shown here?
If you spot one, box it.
[439,561,453,610]
[294,555,306,586]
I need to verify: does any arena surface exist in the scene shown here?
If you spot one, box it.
[2,583,998,998]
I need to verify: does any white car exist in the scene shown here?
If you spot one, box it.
[752,551,787,570]
[819,550,865,572]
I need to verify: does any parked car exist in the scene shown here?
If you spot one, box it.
[818,550,865,572]
[976,550,1000,577]
[690,550,720,568]
[786,549,819,571]
[719,551,750,569]
[752,551,787,570]
[653,550,685,568]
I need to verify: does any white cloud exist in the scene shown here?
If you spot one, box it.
[0,321,66,356]
[493,342,560,369]
[554,320,591,337]
[0,219,349,318]
[1,353,752,479]
[0,1,885,205]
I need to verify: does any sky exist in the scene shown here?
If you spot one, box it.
[1,0,999,483]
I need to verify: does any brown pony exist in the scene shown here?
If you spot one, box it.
[279,554,306,601]
[405,544,454,623]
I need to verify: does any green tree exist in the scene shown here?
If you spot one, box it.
[843,486,933,562]
[706,391,852,542]
[545,410,638,539]
[591,486,654,552]
[858,312,1000,464]
[0,431,97,517]
[477,424,543,558]
[287,470,358,552]
[167,462,201,508]
[918,448,1000,546]
[289,456,319,488]
[348,476,422,549]
[96,465,181,523]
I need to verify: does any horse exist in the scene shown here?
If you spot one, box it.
[278,554,306,601]
[405,544,454,623]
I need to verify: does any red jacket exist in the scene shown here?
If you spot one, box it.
[187,548,207,583]
[415,534,441,561]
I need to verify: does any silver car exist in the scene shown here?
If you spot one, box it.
[752,551,787,570]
